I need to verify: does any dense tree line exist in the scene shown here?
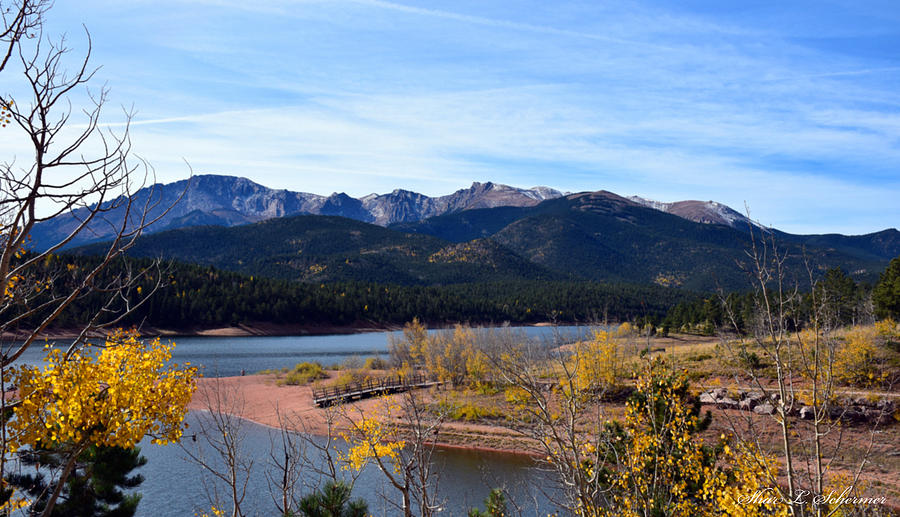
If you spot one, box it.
[18,253,897,335]
[16,254,695,332]
[662,266,881,335]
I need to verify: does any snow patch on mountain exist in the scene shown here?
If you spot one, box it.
[628,196,760,230]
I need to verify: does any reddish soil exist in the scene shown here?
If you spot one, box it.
[188,374,537,455]
[189,373,900,503]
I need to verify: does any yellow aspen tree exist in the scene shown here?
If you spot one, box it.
[341,392,445,517]
[428,324,472,386]
[8,329,197,516]
[833,326,887,387]
[607,359,714,516]
[712,439,787,517]
[463,345,491,388]
[389,318,430,376]
[561,358,782,517]
[569,329,622,396]
[1,0,186,512]
[340,414,405,474]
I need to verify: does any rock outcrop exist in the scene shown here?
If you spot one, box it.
[698,389,896,425]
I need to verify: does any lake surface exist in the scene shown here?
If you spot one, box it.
[136,412,559,516]
[6,326,592,515]
[5,325,595,377]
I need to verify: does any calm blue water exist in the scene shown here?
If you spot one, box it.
[4,325,593,378]
[5,327,589,516]
[136,412,559,516]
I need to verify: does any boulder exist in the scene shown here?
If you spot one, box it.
[799,406,814,420]
[843,409,868,424]
[699,392,718,405]
[717,397,739,409]
[754,403,775,415]
[743,391,766,402]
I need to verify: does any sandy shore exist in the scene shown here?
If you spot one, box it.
[188,375,348,435]
[1,323,394,341]
[188,375,536,456]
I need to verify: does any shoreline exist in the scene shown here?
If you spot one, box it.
[185,369,900,504]
[187,374,540,459]
[1,323,394,341]
[190,404,541,460]
[3,320,601,341]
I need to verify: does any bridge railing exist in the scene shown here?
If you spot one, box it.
[311,373,431,403]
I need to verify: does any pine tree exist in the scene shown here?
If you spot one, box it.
[10,445,146,517]
[296,481,368,517]
[873,256,900,319]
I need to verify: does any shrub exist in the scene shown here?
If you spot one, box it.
[875,318,899,351]
[364,356,387,370]
[834,327,887,387]
[738,350,762,370]
[341,356,364,370]
[331,368,378,388]
[450,402,501,422]
[617,321,635,337]
[281,362,327,386]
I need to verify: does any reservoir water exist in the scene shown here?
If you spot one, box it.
[8,325,592,378]
[137,413,558,516]
[7,326,592,516]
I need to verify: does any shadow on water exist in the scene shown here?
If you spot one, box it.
[136,413,560,516]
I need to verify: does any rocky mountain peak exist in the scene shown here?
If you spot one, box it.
[31,173,764,251]
[628,196,758,230]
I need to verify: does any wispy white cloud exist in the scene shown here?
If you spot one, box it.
[6,0,899,233]
[798,66,900,79]
[345,0,666,49]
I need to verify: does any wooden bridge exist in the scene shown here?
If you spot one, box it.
[312,373,441,407]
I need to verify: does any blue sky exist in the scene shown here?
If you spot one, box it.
[4,0,899,234]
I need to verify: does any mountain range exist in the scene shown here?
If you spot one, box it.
[31,175,781,251]
[65,175,900,292]
[29,175,564,250]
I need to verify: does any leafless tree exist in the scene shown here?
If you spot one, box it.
[265,408,305,517]
[0,0,185,510]
[0,27,176,363]
[0,0,45,75]
[716,222,890,517]
[291,403,363,494]
[265,405,370,517]
[180,379,253,517]
[488,327,617,515]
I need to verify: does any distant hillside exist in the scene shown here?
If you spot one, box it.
[777,229,900,264]
[73,215,566,285]
[26,254,693,331]
[396,191,899,291]
[73,191,900,292]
